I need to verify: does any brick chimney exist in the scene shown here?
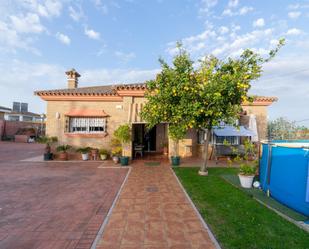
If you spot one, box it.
[65,68,80,89]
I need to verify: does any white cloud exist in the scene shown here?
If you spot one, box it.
[228,0,239,8]
[114,51,136,63]
[219,26,229,34]
[68,5,85,22]
[20,0,63,18]
[288,3,309,10]
[288,11,301,19]
[10,13,45,33]
[222,6,254,16]
[82,68,159,84]
[251,55,309,124]
[167,25,274,59]
[0,20,37,53]
[239,6,254,15]
[0,59,65,114]
[92,0,108,14]
[253,18,265,28]
[286,28,303,36]
[0,58,160,115]
[56,32,70,45]
[84,28,100,40]
[199,0,218,16]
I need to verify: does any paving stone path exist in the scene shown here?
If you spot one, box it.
[96,162,217,249]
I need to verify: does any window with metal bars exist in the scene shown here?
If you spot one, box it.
[69,117,106,133]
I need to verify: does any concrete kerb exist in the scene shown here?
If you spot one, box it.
[90,166,132,249]
[170,167,222,249]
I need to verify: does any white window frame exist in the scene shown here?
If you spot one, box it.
[214,136,240,145]
[69,117,106,134]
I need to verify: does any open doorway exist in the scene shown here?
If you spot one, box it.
[132,123,168,159]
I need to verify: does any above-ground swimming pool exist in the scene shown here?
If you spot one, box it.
[260,140,309,216]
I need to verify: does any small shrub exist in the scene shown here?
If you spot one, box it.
[239,164,256,176]
[56,145,71,152]
[76,147,91,154]
[111,146,122,156]
[99,148,110,155]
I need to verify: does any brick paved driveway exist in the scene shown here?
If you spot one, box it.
[0,142,128,249]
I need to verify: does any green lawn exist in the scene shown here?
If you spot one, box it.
[174,167,309,249]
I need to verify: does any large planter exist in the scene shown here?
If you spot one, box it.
[238,174,254,188]
[112,156,119,164]
[100,154,107,160]
[59,152,68,161]
[81,153,89,161]
[171,156,180,166]
[43,153,53,161]
[120,156,129,166]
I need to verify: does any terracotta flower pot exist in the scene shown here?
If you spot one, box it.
[59,152,68,161]
[91,149,98,160]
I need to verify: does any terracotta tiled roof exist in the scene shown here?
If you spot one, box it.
[252,96,278,102]
[34,83,145,96]
[35,83,277,103]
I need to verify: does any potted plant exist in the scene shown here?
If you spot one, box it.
[76,147,91,161]
[243,139,257,161]
[171,139,180,166]
[91,147,99,160]
[238,163,257,188]
[114,124,131,166]
[37,136,58,161]
[99,148,109,160]
[169,127,186,166]
[110,138,122,164]
[56,144,71,161]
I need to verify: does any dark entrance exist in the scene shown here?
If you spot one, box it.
[132,124,156,152]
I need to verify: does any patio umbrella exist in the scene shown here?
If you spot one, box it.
[248,114,259,142]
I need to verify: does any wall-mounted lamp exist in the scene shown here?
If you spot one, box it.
[55,112,60,119]
[116,105,123,109]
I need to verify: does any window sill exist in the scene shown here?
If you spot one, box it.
[64,132,108,138]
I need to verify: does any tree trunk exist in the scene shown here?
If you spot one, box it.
[173,139,179,157]
[199,128,211,176]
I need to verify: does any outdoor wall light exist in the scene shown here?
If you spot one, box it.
[55,112,60,119]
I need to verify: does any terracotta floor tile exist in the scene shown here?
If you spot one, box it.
[96,161,216,248]
[120,244,144,249]
[121,229,144,245]
[145,220,165,231]
[126,220,145,232]
[144,230,166,245]
[101,229,124,244]
[128,209,146,218]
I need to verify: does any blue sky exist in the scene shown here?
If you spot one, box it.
[1,0,309,125]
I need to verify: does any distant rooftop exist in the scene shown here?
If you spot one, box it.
[0,106,11,112]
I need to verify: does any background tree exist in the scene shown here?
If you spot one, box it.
[268,117,309,140]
